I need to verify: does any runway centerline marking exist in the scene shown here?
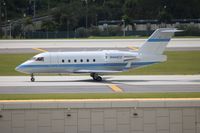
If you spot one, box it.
[32,48,48,52]
[108,84,123,93]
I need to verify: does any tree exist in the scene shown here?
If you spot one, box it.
[41,20,56,38]
[23,17,35,32]
[52,0,84,31]
[167,0,200,19]
[122,14,131,26]
[12,23,23,38]
[158,10,172,23]
[41,20,56,31]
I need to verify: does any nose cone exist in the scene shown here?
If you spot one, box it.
[15,65,23,73]
[15,61,32,74]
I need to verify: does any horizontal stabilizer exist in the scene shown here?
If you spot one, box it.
[161,29,183,33]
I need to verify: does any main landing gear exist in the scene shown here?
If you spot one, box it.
[31,74,35,82]
[90,73,102,81]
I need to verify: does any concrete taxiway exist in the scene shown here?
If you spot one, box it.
[1,47,200,54]
[0,75,199,94]
[0,38,200,49]
[0,38,200,53]
[0,39,199,94]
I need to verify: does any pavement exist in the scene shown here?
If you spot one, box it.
[0,38,200,53]
[0,38,200,49]
[0,39,199,94]
[1,47,200,54]
[0,75,199,94]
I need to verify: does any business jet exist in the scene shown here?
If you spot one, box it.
[15,28,179,82]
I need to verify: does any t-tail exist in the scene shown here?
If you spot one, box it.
[137,28,181,63]
[139,28,180,55]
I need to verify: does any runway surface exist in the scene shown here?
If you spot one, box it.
[0,38,199,53]
[0,38,200,49]
[0,75,199,94]
[1,47,200,54]
[0,39,199,94]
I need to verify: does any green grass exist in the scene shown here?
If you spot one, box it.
[88,36,200,39]
[0,53,35,76]
[0,51,199,76]
[121,51,200,75]
[0,93,200,100]
[88,36,148,39]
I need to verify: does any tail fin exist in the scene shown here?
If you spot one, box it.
[139,28,179,55]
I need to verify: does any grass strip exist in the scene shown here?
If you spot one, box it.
[0,92,200,100]
[0,51,200,75]
[88,36,200,39]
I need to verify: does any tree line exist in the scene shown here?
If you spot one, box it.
[1,0,200,33]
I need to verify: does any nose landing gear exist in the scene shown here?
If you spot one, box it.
[31,74,35,82]
[90,73,102,81]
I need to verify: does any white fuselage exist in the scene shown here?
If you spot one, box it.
[15,50,162,74]
[16,28,177,81]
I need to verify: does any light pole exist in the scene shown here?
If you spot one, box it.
[67,20,69,38]
[0,1,1,26]
[85,0,88,29]
[96,14,98,26]
[122,19,125,36]
[0,2,2,37]
[48,0,50,12]
[4,2,7,21]
[8,20,11,39]
[33,0,36,17]
[3,2,7,37]
[81,0,88,29]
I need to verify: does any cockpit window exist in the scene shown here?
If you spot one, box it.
[35,57,44,61]
[30,57,44,61]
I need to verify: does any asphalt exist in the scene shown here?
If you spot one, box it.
[0,38,200,49]
[0,75,199,94]
[1,47,200,54]
[0,38,199,53]
[0,39,199,94]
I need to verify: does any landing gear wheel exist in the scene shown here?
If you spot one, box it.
[31,77,35,82]
[31,74,35,82]
[96,76,102,81]
[90,73,102,82]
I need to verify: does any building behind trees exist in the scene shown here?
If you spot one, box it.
[1,0,200,38]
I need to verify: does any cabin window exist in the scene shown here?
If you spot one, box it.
[74,59,77,63]
[68,59,71,63]
[62,59,64,63]
[80,59,83,62]
[35,57,44,61]
[87,59,89,62]
[93,59,96,62]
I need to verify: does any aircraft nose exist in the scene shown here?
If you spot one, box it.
[15,65,24,73]
[15,65,21,72]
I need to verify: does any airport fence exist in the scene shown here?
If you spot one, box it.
[24,30,154,39]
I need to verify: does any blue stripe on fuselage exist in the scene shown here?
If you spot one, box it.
[147,38,170,42]
[19,62,159,69]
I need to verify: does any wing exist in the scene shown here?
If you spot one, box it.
[123,57,137,61]
[74,69,123,74]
